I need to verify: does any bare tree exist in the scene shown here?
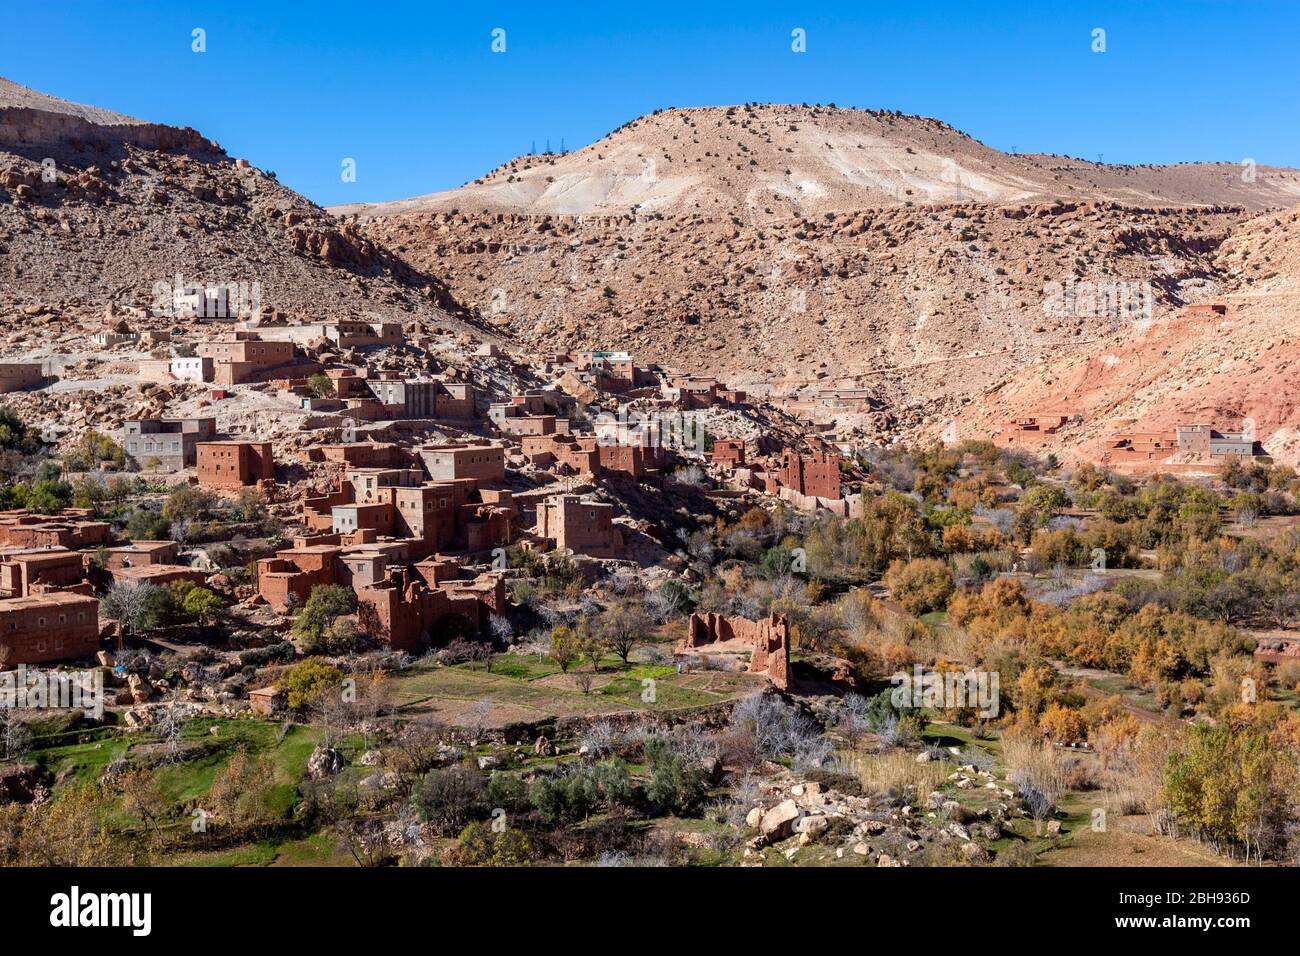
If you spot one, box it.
[101,581,162,637]
[0,711,31,761]
[599,604,651,667]
[154,691,190,759]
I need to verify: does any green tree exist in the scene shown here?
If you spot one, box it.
[125,508,171,541]
[0,407,43,454]
[182,586,223,626]
[291,585,357,652]
[548,625,580,673]
[306,374,335,399]
[62,430,126,472]
[283,658,344,711]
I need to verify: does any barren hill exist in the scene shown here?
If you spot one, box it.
[350,195,1247,439]
[0,76,478,351]
[950,204,1300,467]
[341,104,1300,443]
[337,104,1300,219]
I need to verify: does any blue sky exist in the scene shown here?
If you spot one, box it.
[3,1,1296,207]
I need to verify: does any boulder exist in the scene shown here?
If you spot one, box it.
[760,799,801,840]
[306,746,345,779]
[960,842,989,863]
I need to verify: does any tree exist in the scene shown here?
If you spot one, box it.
[231,487,268,523]
[208,745,279,834]
[71,475,109,513]
[448,821,534,866]
[62,430,125,472]
[1164,723,1296,861]
[162,485,218,524]
[125,507,170,541]
[644,736,707,814]
[291,585,357,652]
[0,711,31,761]
[306,374,335,399]
[548,625,580,673]
[101,581,165,637]
[284,658,344,711]
[599,604,650,666]
[0,406,43,454]
[118,767,166,836]
[412,766,489,836]
[182,586,222,626]
[154,691,189,757]
[883,558,955,615]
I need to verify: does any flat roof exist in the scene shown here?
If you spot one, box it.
[0,591,97,609]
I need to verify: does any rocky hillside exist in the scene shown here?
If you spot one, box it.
[951,203,1300,467]
[337,104,1300,219]
[350,196,1246,435]
[341,104,1300,441]
[0,77,480,356]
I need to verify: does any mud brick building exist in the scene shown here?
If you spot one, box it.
[0,511,112,551]
[0,591,100,665]
[685,611,790,690]
[137,357,214,384]
[522,434,660,479]
[317,442,412,469]
[0,548,86,598]
[489,392,561,436]
[251,318,403,349]
[305,474,513,557]
[122,417,217,471]
[766,449,843,500]
[497,413,557,437]
[109,564,207,588]
[255,541,504,651]
[195,333,300,385]
[710,439,746,469]
[93,540,179,571]
[995,413,1077,447]
[536,495,623,558]
[368,379,476,420]
[355,567,507,651]
[196,441,274,488]
[418,443,506,484]
[0,362,44,394]
[1105,431,1180,466]
[256,543,341,609]
[521,434,601,475]
[344,467,424,504]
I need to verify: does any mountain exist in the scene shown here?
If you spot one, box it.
[336,104,1300,444]
[336,104,1300,219]
[0,76,475,345]
[950,203,1300,467]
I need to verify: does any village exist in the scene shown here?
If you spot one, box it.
[2,5,1299,892]
[1,286,1296,873]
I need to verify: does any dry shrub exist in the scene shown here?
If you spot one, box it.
[1002,732,1072,821]
[856,750,948,799]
